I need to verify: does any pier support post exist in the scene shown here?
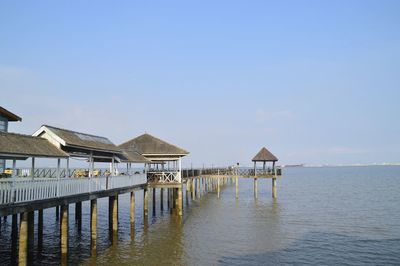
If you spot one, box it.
[178,187,183,216]
[60,204,69,263]
[56,206,59,221]
[28,211,34,261]
[109,195,118,241]
[167,188,170,208]
[11,214,18,260]
[38,209,43,250]
[160,188,164,211]
[152,188,156,215]
[254,178,258,199]
[235,177,239,198]
[19,212,28,266]
[187,179,191,192]
[90,199,97,256]
[130,191,135,225]
[272,178,277,198]
[143,188,148,218]
[217,178,220,198]
[75,202,82,232]
[191,178,195,199]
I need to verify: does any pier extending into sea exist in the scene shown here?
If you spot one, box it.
[0,123,281,265]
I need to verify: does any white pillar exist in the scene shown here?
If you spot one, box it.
[66,158,70,178]
[89,152,93,178]
[111,156,115,176]
[178,158,182,183]
[57,158,61,197]
[31,157,35,180]
[12,159,17,202]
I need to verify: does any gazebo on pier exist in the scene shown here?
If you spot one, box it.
[252,147,279,198]
[119,133,189,184]
[252,147,278,176]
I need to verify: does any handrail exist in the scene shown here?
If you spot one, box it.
[0,174,147,205]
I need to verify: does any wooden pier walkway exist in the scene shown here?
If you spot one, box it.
[0,120,282,265]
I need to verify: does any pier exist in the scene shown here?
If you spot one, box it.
[0,118,282,265]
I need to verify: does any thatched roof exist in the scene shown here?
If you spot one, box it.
[120,150,151,163]
[252,147,278,162]
[0,106,22,122]
[0,132,68,159]
[33,125,122,153]
[119,133,189,156]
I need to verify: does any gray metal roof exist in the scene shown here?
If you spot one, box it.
[252,147,278,162]
[36,125,122,153]
[0,106,22,122]
[119,133,189,156]
[0,132,68,159]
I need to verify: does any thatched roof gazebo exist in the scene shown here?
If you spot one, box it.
[252,147,278,174]
[119,133,189,183]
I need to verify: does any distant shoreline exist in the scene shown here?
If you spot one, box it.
[282,164,400,168]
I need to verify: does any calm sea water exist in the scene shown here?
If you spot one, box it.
[1,166,400,265]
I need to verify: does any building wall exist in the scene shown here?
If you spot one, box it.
[0,115,8,172]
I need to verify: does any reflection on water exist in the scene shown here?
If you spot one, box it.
[1,166,400,265]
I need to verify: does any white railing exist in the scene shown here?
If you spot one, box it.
[147,171,181,183]
[0,174,147,205]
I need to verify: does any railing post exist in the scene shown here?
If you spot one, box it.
[12,159,16,202]
[57,158,61,197]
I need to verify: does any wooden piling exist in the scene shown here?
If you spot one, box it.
[160,188,164,211]
[217,177,220,198]
[254,178,258,199]
[167,188,170,208]
[272,178,277,198]
[90,199,97,256]
[130,191,135,225]
[177,187,183,216]
[28,211,34,261]
[60,204,69,263]
[143,188,148,218]
[19,212,28,266]
[187,179,191,192]
[191,178,195,199]
[109,195,118,240]
[11,214,18,260]
[56,206,59,221]
[152,188,156,215]
[235,177,239,199]
[75,202,82,232]
[38,209,43,249]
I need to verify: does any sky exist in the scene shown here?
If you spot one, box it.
[1,1,399,167]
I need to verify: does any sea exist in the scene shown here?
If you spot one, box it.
[1,166,400,265]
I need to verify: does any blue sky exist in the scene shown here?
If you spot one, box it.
[1,1,399,167]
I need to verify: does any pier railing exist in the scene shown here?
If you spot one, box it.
[147,171,181,183]
[182,167,282,178]
[0,174,147,205]
[6,168,146,179]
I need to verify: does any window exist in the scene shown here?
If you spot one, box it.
[0,119,7,132]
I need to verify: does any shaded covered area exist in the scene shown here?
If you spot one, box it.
[33,125,126,177]
[252,147,279,175]
[0,131,69,203]
[119,133,189,183]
